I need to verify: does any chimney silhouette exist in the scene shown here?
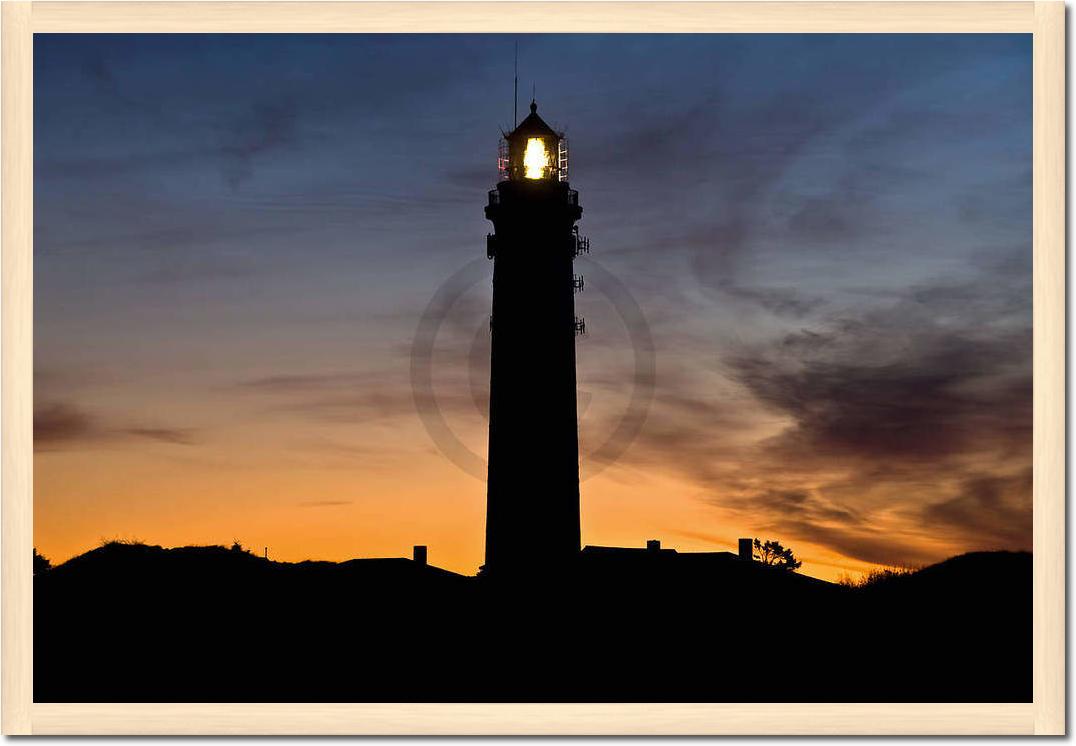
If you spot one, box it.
[483,100,584,576]
[646,539,661,552]
[413,545,427,566]
[739,538,754,562]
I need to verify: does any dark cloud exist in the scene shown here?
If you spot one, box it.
[605,266,1031,565]
[35,94,301,193]
[767,519,942,568]
[733,333,1028,463]
[219,100,299,189]
[597,88,861,319]
[729,279,1030,560]
[784,195,866,244]
[235,371,380,393]
[34,402,97,445]
[34,402,198,451]
[136,253,255,285]
[234,370,477,425]
[922,468,1032,549]
[442,163,495,191]
[123,427,198,446]
[578,360,760,487]
[274,391,428,424]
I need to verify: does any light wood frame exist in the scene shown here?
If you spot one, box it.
[2,1,1064,735]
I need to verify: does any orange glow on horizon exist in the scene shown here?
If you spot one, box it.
[34,438,947,584]
[32,314,1027,587]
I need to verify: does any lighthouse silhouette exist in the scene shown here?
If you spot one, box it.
[483,100,588,576]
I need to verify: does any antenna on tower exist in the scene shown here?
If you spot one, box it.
[513,40,518,126]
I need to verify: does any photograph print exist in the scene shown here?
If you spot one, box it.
[33,33,1031,702]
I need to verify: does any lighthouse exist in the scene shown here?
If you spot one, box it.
[483,101,588,576]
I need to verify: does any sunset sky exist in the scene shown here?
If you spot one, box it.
[34,34,1031,581]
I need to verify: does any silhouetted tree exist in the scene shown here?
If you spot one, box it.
[753,538,801,572]
[33,548,51,576]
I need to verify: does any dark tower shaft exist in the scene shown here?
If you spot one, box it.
[484,102,583,574]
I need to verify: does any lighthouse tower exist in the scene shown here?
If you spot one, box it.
[483,101,588,576]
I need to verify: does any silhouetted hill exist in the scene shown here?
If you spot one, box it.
[35,543,1029,702]
[869,550,1030,592]
[51,541,466,587]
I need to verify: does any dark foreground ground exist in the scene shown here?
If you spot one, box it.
[35,544,1030,702]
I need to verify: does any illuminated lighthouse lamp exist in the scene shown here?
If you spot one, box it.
[499,100,568,182]
[523,137,550,179]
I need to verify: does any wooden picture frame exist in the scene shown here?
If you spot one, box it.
[3,1,1064,735]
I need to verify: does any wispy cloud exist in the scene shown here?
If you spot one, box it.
[606,266,1031,566]
[35,402,198,452]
